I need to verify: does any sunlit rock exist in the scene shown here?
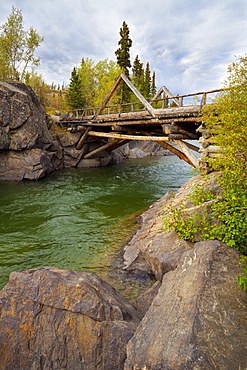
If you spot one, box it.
[0,266,140,370]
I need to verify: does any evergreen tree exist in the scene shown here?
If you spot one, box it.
[151,71,156,97]
[66,67,85,110]
[143,62,152,100]
[115,21,132,105]
[132,55,144,89]
[115,21,132,77]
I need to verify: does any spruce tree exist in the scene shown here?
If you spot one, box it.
[66,67,85,110]
[132,55,144,88]
[151,71,156,97]
[115,21,132,105]
[144,62,152,100]
[115,21,132,77]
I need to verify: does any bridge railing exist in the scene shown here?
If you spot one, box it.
[66,89,222,119]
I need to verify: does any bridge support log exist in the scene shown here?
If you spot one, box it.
[87,131,170,142]
[83,139,121,159]
[106,139,130,152]
[156,141,195,167]
[174,140,199,168]
[76,126,92,150]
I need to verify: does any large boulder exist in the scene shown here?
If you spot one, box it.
[123,173,220,280]
[0,81,53,149]
[124,240,247,370]
[0,149,62,181]
[0,81,63,180]
[0,266,140,370]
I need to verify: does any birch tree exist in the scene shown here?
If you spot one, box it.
[0,6,44,81]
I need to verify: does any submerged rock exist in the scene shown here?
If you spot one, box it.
[0,266,140,370]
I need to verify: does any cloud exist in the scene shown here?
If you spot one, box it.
[0,0,247,94]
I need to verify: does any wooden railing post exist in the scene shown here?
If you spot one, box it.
[200,92,207,107]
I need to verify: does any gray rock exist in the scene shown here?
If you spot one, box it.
[128,148,147,159]
[77,158,102,168]
[0,149,53,181]
[56,131,81,147]
[124,240,247,370]
[0,81,63,181]
[0,266,140,370]
[123,173,220,280]
[115,140,170,158]
[133,280,161,319]
[0,123,9,149]
[123,190,193,280]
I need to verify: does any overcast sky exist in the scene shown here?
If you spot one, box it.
[1,0,247,95]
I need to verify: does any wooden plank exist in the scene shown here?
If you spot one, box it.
[62,105,201,125]
[162,124,198,139]
[158,141,195,167]
[120,73,156,117]
[106,139,130,152]
[76,126,92,150]
[151,86,180,106]
[180,140,199,152]
[141,130,195,167]
[174,140,199,168]
[88,130,170,141]
[83,139,121,159]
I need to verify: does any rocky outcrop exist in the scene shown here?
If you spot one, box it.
[0,81,171,180]
[0,266,140,370]
[0,172,246,369]
[122,172,247,369]
[123,172,221,280]
[124,240,247,370]
[0,81,63,180]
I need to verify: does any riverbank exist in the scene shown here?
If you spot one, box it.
[1,172,247,369]
[0,155,193,293]
[122,171,247,369]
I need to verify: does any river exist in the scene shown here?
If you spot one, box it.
[0,155,194,300]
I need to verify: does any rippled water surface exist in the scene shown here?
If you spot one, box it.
[0,156,194,298]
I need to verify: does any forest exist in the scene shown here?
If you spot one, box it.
[0,8,156,114]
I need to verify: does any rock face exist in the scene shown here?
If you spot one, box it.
[124,240,247,370]
[122,173,247,369]
[0,266,140,370]
[0,81,63,180]
[0,81,171,181]
[123,173,220,280]
[115,140,170,159]
[0,172,246,369]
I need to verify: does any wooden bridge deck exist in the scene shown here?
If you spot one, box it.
[60,73,221,168]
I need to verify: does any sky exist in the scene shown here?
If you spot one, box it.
[0,0,247,96]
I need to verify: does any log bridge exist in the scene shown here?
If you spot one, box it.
[60,73,221,168]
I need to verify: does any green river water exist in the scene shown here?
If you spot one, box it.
[0,155,194,300]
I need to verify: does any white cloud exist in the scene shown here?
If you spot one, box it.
[0,0,247,94]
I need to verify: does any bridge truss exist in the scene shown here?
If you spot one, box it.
[60,73,221,168]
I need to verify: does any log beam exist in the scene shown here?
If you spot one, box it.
[157,141,195,167]
[106,139,130,152]
[88,130,170,141]
[76,126,92,150]
[83,139,121,159]
[174,140,199,168]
